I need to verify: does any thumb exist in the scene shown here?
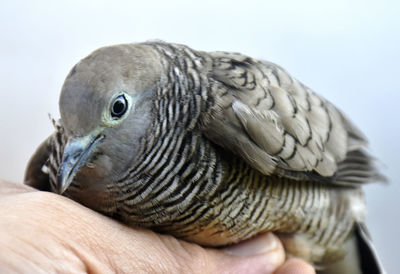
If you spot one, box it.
[211,233,286,273]
[105,229,285,274]
[96,227,285,273]
[140,232,286,273]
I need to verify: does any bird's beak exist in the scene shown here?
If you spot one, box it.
[57,134,104,194]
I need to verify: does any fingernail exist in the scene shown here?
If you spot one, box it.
[222,233,278,257]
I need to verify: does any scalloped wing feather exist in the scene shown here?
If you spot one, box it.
[203,51,382,186]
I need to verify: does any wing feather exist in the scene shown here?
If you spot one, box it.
[203,51,383,185]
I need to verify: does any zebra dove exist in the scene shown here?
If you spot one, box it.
[25,41,385,273]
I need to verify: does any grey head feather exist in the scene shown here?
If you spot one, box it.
[60,44,163,136]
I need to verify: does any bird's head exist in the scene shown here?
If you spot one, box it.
[57,44,164,207]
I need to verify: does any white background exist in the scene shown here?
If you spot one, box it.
[0,0,398,272]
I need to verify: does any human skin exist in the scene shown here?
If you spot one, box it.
[0,180,314,274]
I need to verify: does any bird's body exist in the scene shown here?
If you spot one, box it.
[25,42,384,272]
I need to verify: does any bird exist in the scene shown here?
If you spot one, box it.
[25,41,385,273]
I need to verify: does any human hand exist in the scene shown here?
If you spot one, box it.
[0,180,314,273]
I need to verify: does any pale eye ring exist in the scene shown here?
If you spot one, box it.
[111,95,128,118]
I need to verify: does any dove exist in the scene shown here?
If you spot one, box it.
[25,41,385,273]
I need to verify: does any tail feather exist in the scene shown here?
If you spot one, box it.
[334,149,387,186]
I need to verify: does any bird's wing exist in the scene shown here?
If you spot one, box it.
[201,51,382,186]
[24,120,66,192]
[24,135,52,191]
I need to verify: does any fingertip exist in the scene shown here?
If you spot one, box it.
[274,258,315,274]
[223,233,283,257]
[217,233,286,273]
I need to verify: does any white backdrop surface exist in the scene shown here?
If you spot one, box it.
[0,0,398,272]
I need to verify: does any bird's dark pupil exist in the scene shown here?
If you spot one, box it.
[113,101,125,114]
[111,95,127,118]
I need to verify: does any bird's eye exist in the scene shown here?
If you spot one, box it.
[111,95,128,118]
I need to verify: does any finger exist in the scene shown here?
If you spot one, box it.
[0,180,35,195]
[274,258,316,274]
[219,233,286,273]
[107,231,286,274]
[77,221,287,273]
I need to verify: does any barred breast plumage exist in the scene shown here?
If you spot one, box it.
[25,41,384,272]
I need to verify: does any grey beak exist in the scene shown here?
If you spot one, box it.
[57,134,104,194]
